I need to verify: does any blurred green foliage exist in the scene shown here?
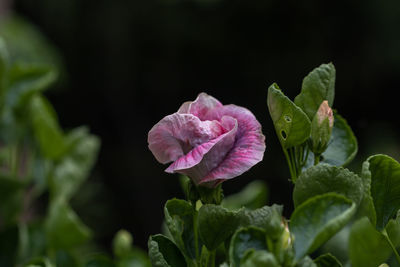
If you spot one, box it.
[0,14,149,267]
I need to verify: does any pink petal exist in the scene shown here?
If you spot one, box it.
[165,116,238,185]
[199,104,266,184]
[148,113,226,164]
[177,101,192,114]
[185,93,223,119]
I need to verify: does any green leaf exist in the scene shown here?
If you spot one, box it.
[50,127,100,201]
[305,113,357,168]
[267,83,311,149]
[164,199,197,260]
[23,257,54,267]
[314,253,342,267]
[229,227,268,267]
[0,15,62,70]
[294,63,335,120]
[116,248,151,267]
[222,180,268,210]
[239,205,284,240]
[45,198,91,250]
[357,160,377,225]
[6,63,57,109]
[198,204,241,251]
[349,217,393,267]
[295,256,318,267]
[365,154,400,231]
[148,234,186,267]
[240,250,279,267]
[293,164,363,208]
[290,193,356,259]
[30,95,66,160]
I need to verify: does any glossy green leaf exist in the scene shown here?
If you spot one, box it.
[349,217,393,267]
[293,164,363,208]
[314,253,342,267]
[290,193,356,259]
[294,63,335,120]
[164,199,197,260]
[267,83,311,149]
[45,199,91,249]
[30,95,66,160]
[198,204,241,251]
[305,113,357,168]
[148,234,186,267]
[239,204,284,240]
[222,180,268,210]
[50,127,100,201]
[364,154,400,231]
[240,250,279,267]
[229,227,268,267]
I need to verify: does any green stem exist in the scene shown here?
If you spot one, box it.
[193,205,200,265]
[314,154,320,165]
[383,229,400,265]
[208,250,216,267]
[282,148,296,182]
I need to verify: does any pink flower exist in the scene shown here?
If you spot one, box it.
[148,93,266,187]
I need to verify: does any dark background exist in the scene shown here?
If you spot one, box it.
[8,0,400,251]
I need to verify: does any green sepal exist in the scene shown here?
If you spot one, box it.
[290,193,356,259]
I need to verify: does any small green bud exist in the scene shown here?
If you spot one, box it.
[310,101,334,155]
[281,218,292,249]
[112,229,133,258]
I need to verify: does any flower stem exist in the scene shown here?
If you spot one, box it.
[193,205,200,265]
[282,148,296,183]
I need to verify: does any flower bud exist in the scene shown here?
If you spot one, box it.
[310,101,334,155]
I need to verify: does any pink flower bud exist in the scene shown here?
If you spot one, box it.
[317,100,334,128]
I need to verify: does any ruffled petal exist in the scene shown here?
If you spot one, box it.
[186,92,223,119]
[165,116,238,184]
[199,104,266,184]
[177,101,192,114]
[148,113,226,164]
